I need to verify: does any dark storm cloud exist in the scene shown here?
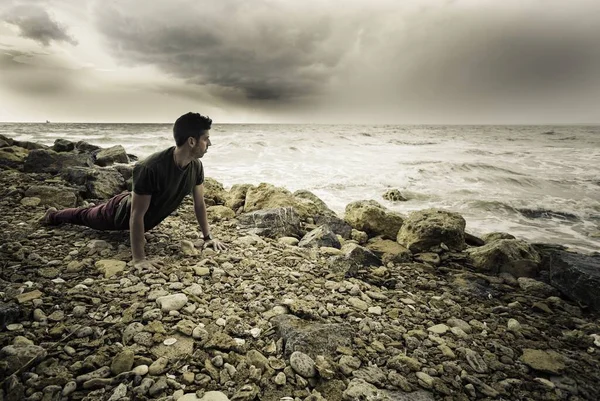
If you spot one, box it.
[94,0,359,102]
[2,4,78,46]
[91,0,600,115]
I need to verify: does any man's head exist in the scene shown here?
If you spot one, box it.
[173,112,212,157]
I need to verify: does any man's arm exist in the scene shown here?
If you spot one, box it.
[192,184,227,251]
[192,184,211,238]
[130,192,151,262]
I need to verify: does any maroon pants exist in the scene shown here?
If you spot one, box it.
[51,193,129,231]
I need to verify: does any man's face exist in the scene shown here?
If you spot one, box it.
[191,130,211,158]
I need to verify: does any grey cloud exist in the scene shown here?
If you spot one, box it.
[93,0,600,118]
[2,4,78,46]
[94,0,361,102]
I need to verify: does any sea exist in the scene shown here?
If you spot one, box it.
[2,123,599,254]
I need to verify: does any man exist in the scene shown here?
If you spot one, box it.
[41,112,227,270]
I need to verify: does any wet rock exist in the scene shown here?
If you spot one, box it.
[344,200,404,239]
[467,239,541,277]
[1,344,47,375]
[237,207,303,238]
[156,293,188,312]
[24,149,94,173]
[111,349,135,375]
[24,185,78,208]
[289,351,316,378]
[397,208,466,252]
[95,145,129,167]
[299,225,341,249]
[271,314,353,358]
[548,250,600,311]
[519,349,566,374]
[0,303,21,328]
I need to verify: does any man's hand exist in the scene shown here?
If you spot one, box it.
[203,238,228,251]
[133,258,164,272]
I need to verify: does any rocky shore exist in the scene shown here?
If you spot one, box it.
[0,135,599,401]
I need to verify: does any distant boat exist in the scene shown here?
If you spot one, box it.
[45,120,50,123]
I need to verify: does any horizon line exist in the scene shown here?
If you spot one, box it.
[1,121,600,126]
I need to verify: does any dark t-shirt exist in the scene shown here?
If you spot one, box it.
[114,147,204,230]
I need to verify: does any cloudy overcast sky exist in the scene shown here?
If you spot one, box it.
[1,0,599,123]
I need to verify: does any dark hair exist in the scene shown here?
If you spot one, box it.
[173,112,212,146]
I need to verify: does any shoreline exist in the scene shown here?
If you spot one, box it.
[1,135,599,400]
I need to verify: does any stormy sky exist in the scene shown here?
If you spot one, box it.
[1,0,599,123]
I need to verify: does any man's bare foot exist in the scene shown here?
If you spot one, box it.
[40,207,58,225]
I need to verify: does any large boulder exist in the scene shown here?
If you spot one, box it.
[24,149,94,173]
[13,140,47,150]
[298,225,341,249]
[466,239,541,277]
[397,209,466,252]
[226,183,252,211]
[244,183,327,221]
[344,200,404,240]
[24,185,78,208]
[293,190,336,217]
[75,140,101,153]
[62,167,126,200]
[366,237,412,265]
[52,139,75,152]
[482,232,516,243]
[328,243,381,276]
[548,251,600,311]
[0,146,29,169]
[94,145,129,167]
[203,177,227,206]
[237,207,303,239]
[314,214,353,239]
[270,315,353,359]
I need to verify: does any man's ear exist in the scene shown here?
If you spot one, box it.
[187,136,196,147]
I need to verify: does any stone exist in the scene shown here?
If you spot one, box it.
[111,349,135,375]
[0,303,21,328]
[53,138,75,152]
[517,277,558,298]
[24,149,94,173]
[0,344,47,374]
[547,251,600,311]
[344,200,404,239]
[382,189,407,202]
[482,232,516,243]
[15,290,43,304]
[342,378,386,400]
[0,146,29,168]
[61,166,126,200]
[237,207,303,238]
[148,356,170,375]
[95,145,129,166]
[187,177,218,205]
[181,240,200,256]
[151,335,194,360]
[467,239,541,277]
[299,225,341,249]
[271,314,353,358]
[387,354,422,371]
[519,349,565,374]
[365,237,411,264]
[397,208,466,252]
[290,351,317,378]
[95,259,126,278]
[207,205,235,221]
[156,294,188,312]
[427,324,449,334]
[24,185,78,208]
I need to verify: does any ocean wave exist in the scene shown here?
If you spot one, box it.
[451,163,526,176]
[517,208,580,221]
[388,139,438,146]
[541,130,556,135]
